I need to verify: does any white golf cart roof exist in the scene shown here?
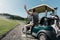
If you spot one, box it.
[29,4,54,13]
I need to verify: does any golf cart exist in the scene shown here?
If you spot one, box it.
[23,4,60,40]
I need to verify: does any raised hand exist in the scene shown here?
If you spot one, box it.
[24,4,31,15]
[24,5,27,10]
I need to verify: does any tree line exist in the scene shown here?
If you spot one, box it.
[0,13,26,20]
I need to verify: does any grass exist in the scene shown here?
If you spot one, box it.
[0,17,20,36]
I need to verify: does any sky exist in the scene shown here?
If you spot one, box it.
[0,0,60,18]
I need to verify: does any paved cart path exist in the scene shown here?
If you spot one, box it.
[1,23,37,40]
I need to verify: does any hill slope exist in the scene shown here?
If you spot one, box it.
[0,17,20,36]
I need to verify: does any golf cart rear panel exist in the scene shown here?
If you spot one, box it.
[32,25,54,33]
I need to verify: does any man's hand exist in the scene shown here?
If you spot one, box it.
[24,5,27,10]
[24,4,29,14]
[24,4,31,15]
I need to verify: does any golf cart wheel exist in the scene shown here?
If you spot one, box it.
[38,33,49,40]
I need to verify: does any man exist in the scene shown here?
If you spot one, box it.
[24,5,38,33]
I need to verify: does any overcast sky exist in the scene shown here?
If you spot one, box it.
[0,0,60,18]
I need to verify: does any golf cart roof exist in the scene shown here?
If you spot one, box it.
[29,4,54,13]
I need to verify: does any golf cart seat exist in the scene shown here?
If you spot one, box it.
[40,17,48,25]
[40,17,53,26]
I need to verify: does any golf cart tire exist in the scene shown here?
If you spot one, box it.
[38,33,50,40]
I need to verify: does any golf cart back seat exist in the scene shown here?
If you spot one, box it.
[40,17,47,25]
[40,17,52,26]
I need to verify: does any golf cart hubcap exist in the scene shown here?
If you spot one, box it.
[40,35,46,40]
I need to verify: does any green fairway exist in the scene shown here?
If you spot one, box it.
[0,17,20,36]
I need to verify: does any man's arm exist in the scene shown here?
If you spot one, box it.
[24,5,29,14]
[24,5,32,15]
